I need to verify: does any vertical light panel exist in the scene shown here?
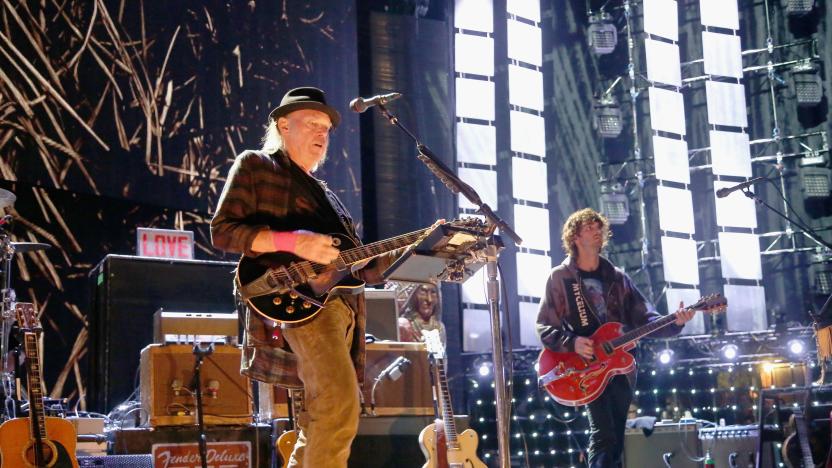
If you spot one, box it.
[507,0,551,348]
[644,0,703,335]
[699,0,766,331]
[455,0,495,351]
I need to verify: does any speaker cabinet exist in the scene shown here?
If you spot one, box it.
[111,425,272,467]
[88,254,237,412]
[363,341,432,416]
[139,344,252,426]
[624,421,700,468]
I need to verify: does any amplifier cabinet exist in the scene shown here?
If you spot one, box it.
[699,424,777,468]
[139,344,252,426]
[363,341,433,416]
[89,254,237,412]
[111,425,272,468]
[624,422,700,468]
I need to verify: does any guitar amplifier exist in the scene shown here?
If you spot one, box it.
[624,421,700,468]
[89,254,237,413]
[363,341,433,416]
[139,344,252,426]
[699,424,778,468]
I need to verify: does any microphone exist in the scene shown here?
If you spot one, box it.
[379,356,411,382]
[349,92,402,113]
[715,177,766,198]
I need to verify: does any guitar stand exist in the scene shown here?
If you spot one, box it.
[191,342,214,468]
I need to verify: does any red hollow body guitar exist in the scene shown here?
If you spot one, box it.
[537,294,727,407]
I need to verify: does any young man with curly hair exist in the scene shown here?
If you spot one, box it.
[536,208,694,468]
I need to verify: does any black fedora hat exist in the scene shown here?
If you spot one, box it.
[268,87,341,128]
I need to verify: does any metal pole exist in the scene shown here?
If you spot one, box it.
[486,243,510,468]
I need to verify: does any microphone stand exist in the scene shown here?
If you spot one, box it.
[740,188,832,250]
[374,102,522,468]
[191,342,214,468]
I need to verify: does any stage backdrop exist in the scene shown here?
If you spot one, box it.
[0,0,359,409]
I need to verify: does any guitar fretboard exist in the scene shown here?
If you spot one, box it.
[24,332,48,441]
[270,227,430,282]
[610,312,680,348]
[435,357,460,449]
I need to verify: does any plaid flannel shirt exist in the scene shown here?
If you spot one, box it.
[211,149,395,389]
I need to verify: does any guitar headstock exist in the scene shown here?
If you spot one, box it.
[421,329,446,359]
[687,293,728,314]
[447,217,491,236]
[14,302,39,331]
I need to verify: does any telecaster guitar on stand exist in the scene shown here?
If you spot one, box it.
[0,302,78,468]
[419,329,486,468]
[237,218,486,324]
[537,294,727,406]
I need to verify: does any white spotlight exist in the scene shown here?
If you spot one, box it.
[788,339,806,356]
[721,344,739,361]
[478,363,491,377]
[657,349,674,366]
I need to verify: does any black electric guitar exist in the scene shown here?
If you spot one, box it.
[0,303,78,468]
[237,218,486,324]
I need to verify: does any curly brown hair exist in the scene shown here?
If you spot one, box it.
[561,208,611,258]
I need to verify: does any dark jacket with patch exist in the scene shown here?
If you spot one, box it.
[536,255,683,383]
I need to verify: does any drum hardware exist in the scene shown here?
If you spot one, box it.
[0,189,55,421]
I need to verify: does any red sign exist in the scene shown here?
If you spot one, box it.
[137,228,194,260]
[151,441,251,468]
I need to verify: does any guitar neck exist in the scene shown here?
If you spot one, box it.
[434,357,460,449]
[23,331,48,442]
[794,412,815,467]
[609,311,680,349]
[308,227,429,274]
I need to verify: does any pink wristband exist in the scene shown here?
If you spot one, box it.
[272,231,298,253]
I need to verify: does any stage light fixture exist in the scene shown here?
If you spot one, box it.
[800,166,831,201]
[657,348,674,366]
[588,12,618,55]
[478,362,491,377]
[721,343,739,361]
[592,95,623,138]
[791,62,823,107]
[787,339,806,356]
[786,0,815,16]
[599,183,629,225]
[810,253,832,296]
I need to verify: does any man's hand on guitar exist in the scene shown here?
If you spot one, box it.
[675,301,695,326]
[292,231,340,264]
[574,336,595,360]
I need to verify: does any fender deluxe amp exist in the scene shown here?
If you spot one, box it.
[139,344,252,426]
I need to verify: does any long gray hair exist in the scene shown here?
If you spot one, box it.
[261,119,283,154]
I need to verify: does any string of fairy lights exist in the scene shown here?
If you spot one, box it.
[463,345,831,466]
